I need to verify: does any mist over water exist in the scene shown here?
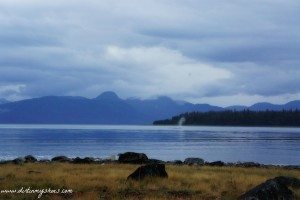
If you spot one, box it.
[0,125,299,165]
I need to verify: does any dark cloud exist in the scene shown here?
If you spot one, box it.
[0,0,299,105]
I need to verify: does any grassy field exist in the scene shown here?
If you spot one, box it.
[0,163,299,200]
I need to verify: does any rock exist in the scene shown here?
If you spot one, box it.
[274,176,300,188]
[147,159,165,164]
[51,156,72,163]
[239,176,300,200]
[118,152,148,164]
[39,159,50,163]
[72,157,95,164]
[127,164,168,180]
[12,157,25,164]
[174,160,183,165]
[226,162,235,167]
[236,162,261,168]
[184,157,204,165]
[207,161,225,167]
[168,160,183,165]
[24,155,37,163]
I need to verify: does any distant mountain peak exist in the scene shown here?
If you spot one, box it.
[94,91,120,100]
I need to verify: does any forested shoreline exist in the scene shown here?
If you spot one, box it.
[153,110,300,126]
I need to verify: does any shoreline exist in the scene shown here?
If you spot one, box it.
[1,153,299,170]
[1,123,300,128]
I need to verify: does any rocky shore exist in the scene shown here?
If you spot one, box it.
[0,152,299,170]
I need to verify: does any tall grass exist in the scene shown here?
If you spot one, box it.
[0,163,298,199]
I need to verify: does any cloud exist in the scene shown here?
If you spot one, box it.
[103,46,232,98]
[0,0,299,105]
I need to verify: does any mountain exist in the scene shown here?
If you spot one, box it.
[0,98,9,105]
[244,101,300,111]
[0,92,299,124]
[248,102,283,111]
[284,100,300,110]
[125,96,223,121]
[0,93,144,124]
[94,91,121,101]
[225,101,300,111]
[0,92,222,124]
[225,105,248,111]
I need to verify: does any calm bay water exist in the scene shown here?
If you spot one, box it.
[0,124,299,165]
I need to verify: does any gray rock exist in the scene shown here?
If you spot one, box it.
[51,156,72,163]
[39,159,50,163]
[72,157,95,164]
[118,152,148,164]
[147,159,165,164]
[207,161,225,167]
[184,157,204,165]
[274,176,300,188]
[167,160,183,165]
[12,157,25,164]
[24,155,37,163]
[239,176,300,200]
[127,164,168,180]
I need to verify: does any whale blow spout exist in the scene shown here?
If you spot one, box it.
[178,117,186,126]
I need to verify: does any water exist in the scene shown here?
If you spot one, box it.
[0,124,299,165]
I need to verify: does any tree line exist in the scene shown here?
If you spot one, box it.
[153,110,300,126]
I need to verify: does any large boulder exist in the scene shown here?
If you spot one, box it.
[118,152,148,164]
[274,176,300,188]
[51,156,72,163]
[72,157,95,164]
[184,157,204,165]
[24,155,37,163]
[147,159,165,164]
[207,161,225,167]
[239,176,300,200]
[127,164,168,180]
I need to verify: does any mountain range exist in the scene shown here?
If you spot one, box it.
[0,91,299,124]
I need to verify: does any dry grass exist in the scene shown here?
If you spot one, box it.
[0,163,299,199]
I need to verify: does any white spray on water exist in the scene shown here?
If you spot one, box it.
[178,117,186,126]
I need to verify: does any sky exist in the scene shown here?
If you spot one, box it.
[0,0,300,106]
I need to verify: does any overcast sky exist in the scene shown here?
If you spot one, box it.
[0,0,300,106]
